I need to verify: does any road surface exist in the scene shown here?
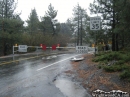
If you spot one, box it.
[0,53,91,97]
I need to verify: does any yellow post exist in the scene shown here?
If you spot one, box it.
[15,44,18,46]
[92,44,95,47]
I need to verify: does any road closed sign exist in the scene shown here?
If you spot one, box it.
[76,46,88,53]
[18,45,27,52]
[90,16,101,30]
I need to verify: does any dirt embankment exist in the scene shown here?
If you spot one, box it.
[65,54,130,94]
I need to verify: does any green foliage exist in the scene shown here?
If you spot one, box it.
[40,16,54,34]
[93,51,128,62]
[1,18,24,33]
[26,8,40,33]
[98,65,102,69]
[120,70,130,80]
[21,32,70,47]
[93,51,130,67]
[45,3,57,19]
[0,0,24,55]
[93,51,130,81]
[89,0,130,51]
[39,4,58,35]
[117,60,125,65]
[103,65,121,72]
[72,4,89,45]
[0,18,23,55]
[59,23,72,35]
[0,0,18,18]
[103,64,129,72]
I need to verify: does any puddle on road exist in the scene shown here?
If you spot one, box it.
[42,55,57,60]
[54,78,92,97]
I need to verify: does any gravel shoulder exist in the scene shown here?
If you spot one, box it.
[64,54,130,95]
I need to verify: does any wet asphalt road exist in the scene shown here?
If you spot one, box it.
[0,53,82,97]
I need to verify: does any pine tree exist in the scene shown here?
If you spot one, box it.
[72,4,89,46]
[89,0,126,51]
[115,0,130,48]
[26,8,40,33]
[0,0,18,18]
[0,0,23,55]
[45,3,58,35]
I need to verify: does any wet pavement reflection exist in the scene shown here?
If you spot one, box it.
[0,53,91,97]
[54,78,92,97]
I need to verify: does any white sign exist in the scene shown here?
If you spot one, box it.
[18,45,27,52]
[76,46,88,53]
[90,17,101,30]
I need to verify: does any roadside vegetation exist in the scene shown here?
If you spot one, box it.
[90,0,130,83]
[93,51,130,82]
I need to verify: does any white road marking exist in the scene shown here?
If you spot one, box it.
[37,54,81,71]
[57,54,67,56]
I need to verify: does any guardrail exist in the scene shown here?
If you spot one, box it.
[13,46,98,55]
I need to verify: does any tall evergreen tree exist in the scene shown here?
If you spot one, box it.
[45,3,58,35]
[40,16,53,34]
[0,0,23,55]
[72,4,89,46]
[90,0,130,51]
[59,23,72,35]
[89,0,129,51]
[115,0,130,48]
[26,8,40,33]
[0,0,18,18]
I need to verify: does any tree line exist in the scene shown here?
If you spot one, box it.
[0,0,130,56]
[0,1,72,56]
[89,0,130,51]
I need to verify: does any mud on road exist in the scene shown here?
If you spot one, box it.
[64,54,130,95]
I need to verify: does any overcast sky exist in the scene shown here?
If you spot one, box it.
[16,0,94,23]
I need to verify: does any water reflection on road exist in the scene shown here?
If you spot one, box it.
[54,78,92,97]
[0,53,92,97]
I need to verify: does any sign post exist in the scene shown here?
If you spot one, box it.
[18,45,27,52]
[90,16,101,30]
[90,16,101,56]
[76,46,88,53]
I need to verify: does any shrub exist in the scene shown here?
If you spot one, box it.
[128,78,130,82]
[120,70,130,79]
[103,66,116,72]
[93,51,130,78]
[109,52,122,60]
[123,55,130,62]
[116,60,125,65]
[98,65,102,69]
[93,51,122,62]
[103,65,123,72]
[121,65,130,70]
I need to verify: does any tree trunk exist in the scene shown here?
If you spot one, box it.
[122,34,124,48]
[5,0,8,18]
[3,42,7,55]
[115,33,119,51]
[112,0,116,51]
[112,33,115,51]
[77,6,80,46]
[80,16,82,46]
